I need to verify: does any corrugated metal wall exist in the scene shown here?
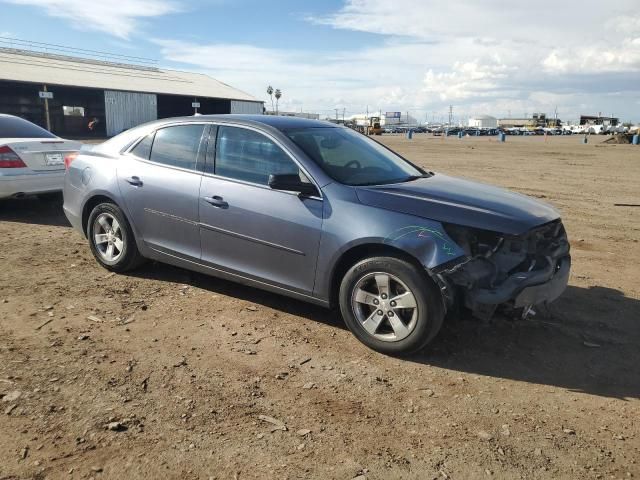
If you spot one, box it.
[230,100,263,115]
[105,90,158,137]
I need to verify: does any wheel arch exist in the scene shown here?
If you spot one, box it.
[328,242,432,309]
[81,194,128,237]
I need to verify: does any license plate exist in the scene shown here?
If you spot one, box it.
[45,153,64,166]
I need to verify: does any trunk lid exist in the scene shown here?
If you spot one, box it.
[3,138,83,171]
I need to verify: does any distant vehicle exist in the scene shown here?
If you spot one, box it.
[587,125,606,135]
[0,114,81,199]
[603,124,627,134]
[64,115,570,354]
[355,116,383,136]
[563,125,582,135]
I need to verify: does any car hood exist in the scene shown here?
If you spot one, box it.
[355,173,560,235]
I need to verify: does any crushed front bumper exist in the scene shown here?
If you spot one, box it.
[466,254,571,308]
[437,219,571,319]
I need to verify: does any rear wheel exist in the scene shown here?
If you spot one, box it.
[87,202,143,272]
[339,256,444,355]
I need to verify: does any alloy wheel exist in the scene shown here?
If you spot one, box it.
[351,272,418,342]
[93,212,124,262]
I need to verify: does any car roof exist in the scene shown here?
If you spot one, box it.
[93,115,340,155]
[166,114,337,131]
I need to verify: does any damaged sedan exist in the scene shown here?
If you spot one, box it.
[64,115,570,355]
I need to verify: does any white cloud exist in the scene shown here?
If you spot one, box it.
[422,59,514,101]
[312,1,638,47]
[304,1,640,120]
[12,0,640,121]
[543,40,640,74]
[5,0,179,38]
[153,38,440,113]
[606,15,640,35]
[156,28,640,122]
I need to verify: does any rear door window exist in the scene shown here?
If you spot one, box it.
[149,124,205,171]
[215,126,299,185]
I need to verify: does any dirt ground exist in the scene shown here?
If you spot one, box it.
[1,135,638,480]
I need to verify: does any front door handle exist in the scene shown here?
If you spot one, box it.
[125,176,143,187]
[203,195,229,208]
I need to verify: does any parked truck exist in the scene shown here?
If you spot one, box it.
[354,116,383,135]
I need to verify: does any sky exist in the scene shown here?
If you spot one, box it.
[1,0,640,123]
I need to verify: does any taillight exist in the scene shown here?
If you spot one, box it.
[0,145,27,168]
[64,152,78,170]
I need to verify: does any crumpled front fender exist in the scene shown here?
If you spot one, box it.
[382,224,466,269]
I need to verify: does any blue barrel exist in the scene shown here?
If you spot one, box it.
[498,132,506,142]
[458,131,463,139]
[633,134,639,145]
[582,135,588,144]
[406,129,413,140]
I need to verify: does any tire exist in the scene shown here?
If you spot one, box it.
[339,256,444,355]
[87,202,144,272]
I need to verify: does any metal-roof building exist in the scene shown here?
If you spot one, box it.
[0,46,263,137]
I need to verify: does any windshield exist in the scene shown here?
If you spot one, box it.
[0,115,57,139]
[285,127,424,186]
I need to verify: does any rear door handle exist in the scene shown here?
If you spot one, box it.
[203,195,228,208]
[125,176,143,187]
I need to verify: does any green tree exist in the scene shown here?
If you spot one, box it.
[267,86,274,113]
[275,89,282,114]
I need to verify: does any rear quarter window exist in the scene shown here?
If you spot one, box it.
[130,133,154,160]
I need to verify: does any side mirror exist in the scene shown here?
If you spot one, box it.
[268,174,319,197]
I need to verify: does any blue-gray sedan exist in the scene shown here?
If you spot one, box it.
[63,115,570,354]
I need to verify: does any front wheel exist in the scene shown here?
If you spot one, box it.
[339,256,444,355]
[87,202,144,272]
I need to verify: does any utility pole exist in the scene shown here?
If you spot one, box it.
[342,108,345,123]
[366,105,369,135]
[448,105,453,127]
[43,84,51,131]
[334,108,339,122]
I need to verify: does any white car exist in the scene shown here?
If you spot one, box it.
[0,114,82,199]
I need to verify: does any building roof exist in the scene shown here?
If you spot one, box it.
[0,48,260,103]
[469,115,497,120]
